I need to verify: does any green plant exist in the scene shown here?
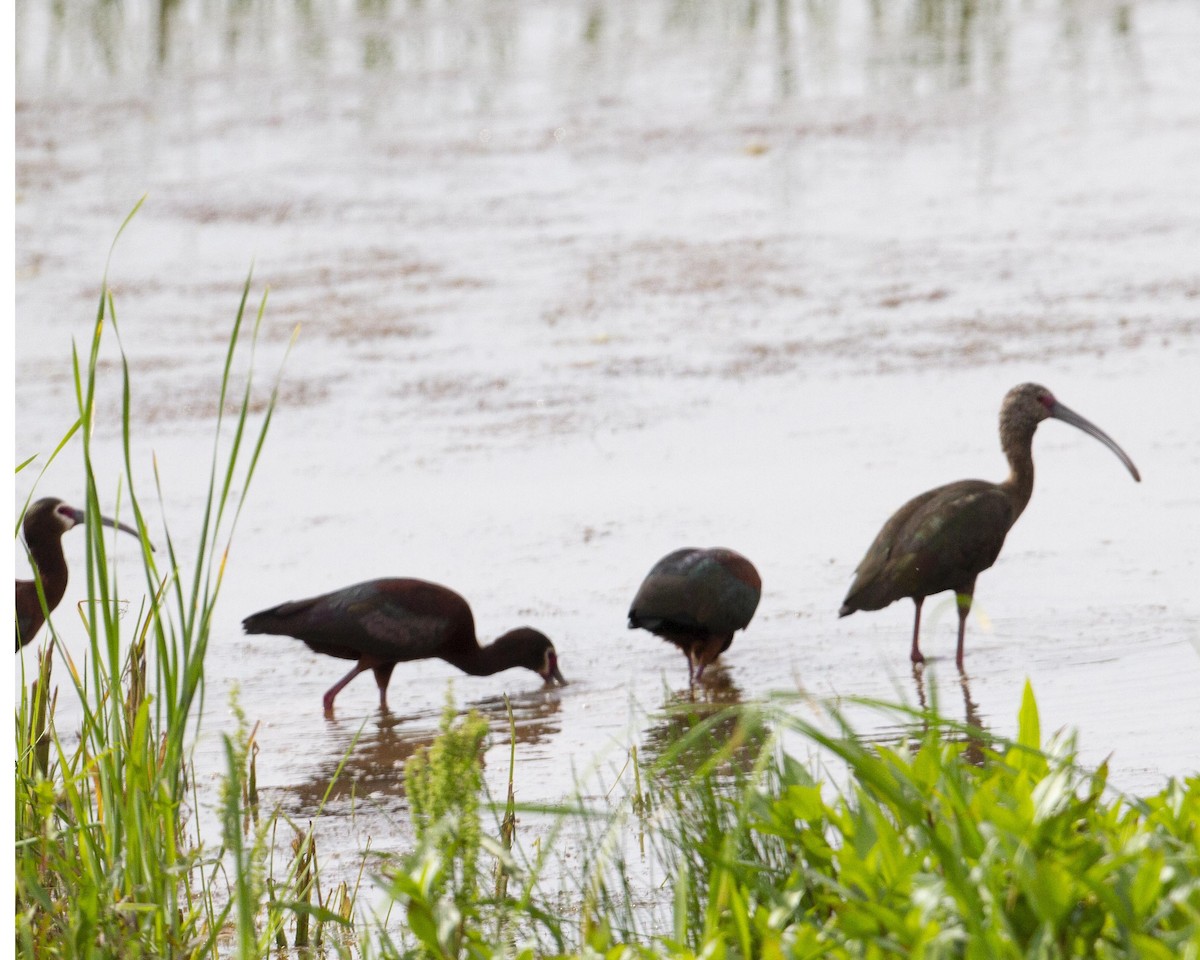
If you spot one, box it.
[391,694,491,957]
[12,207,339,959]
[372,682,1200,960]
[623,684,1200,959]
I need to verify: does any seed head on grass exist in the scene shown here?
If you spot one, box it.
[404,690,490,909]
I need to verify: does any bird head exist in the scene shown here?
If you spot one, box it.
[1002,383,1140,481]
[24,497,146,543]
[32,498,82,533]
[496,627,567,686]
[1002,383,1058,429]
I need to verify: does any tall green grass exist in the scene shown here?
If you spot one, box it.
[376,685,1200,959]
[13,213,348,957]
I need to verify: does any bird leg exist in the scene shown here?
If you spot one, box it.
[954,592,973,671]
[372,663,396,712]
[909,597,925,665]
[690,635,728,684]
[322,661,371,715]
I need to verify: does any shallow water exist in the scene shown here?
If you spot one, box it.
[15,0,1200,918]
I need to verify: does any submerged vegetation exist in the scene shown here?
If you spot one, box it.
[18,0,1139,101]
[15,237,1200,957]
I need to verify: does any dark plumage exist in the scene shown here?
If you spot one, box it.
[242,578,566,714]
[840,383,1140,669]
[628,547,762,684]
[16,497,142,651]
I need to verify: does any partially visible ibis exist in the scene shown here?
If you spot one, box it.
[16,497,142,651]
[242,578,566,714]
[839,383,1140,669]
[628,547,762,684]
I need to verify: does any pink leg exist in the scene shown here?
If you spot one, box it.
[691,635,727,683]
[910,597,925,665]
[323,661,370,715]
[373,664,395,712]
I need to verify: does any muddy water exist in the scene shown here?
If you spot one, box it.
[15,0,1200,911]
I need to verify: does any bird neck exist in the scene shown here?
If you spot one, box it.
[999,420,1037,524]
[27,538,70,611]
[445,636,518,677]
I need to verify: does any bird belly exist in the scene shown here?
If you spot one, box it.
[302,639,364,661]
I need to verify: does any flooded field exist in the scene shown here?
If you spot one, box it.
[15,0,1200,911]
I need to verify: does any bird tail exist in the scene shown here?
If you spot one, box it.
[243,596,318,635]
[837,603,855,618]
[628,611,665,631]
[242,612,273,635]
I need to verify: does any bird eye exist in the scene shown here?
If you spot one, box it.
[1037,391,1055,409]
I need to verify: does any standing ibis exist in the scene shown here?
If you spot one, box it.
[839,383,1140,669]
[242,578,566,714]
[16,497,142,651]
[628,547,762,684]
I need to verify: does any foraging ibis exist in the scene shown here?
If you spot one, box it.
[242,578,566,714]
[839,383,1140,669]
[628,547,762,684]
[15,497,142,651]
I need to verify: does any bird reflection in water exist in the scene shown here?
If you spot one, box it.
[909,665,990,767]
[285,686,564,812]
[640,669,768,780]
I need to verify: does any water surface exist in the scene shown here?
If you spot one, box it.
[15,0,1200,917]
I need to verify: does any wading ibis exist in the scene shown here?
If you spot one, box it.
[242,578,566,714]
[839,383,1140,669]
[16,497,142,651]
[628,547,762,684]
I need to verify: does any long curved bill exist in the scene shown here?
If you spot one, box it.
[69,507,152,549]
[1051,401,1141,482]
[542,654,568,687]
[97,514,142,538]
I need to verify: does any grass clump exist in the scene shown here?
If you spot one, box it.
[12,208,337,958]
[405,696,491,900]
[385,696,492,958]
[371,683,1200,960]
[583,684,1200,959]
